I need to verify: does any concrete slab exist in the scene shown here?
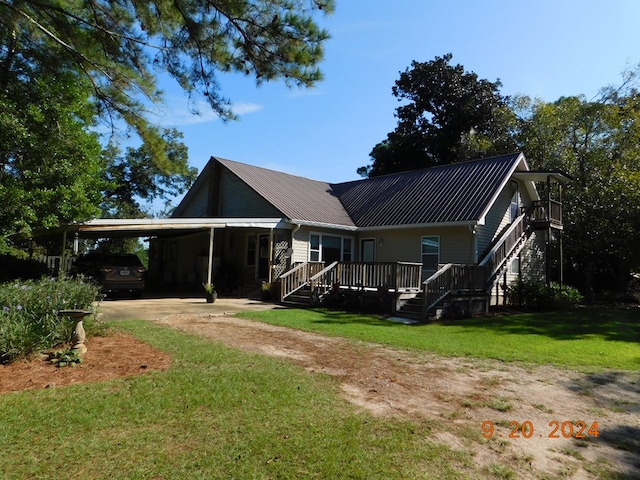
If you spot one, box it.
[95,294,282,321]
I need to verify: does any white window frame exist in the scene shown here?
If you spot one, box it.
[309,232,354,262]
[421,235,440,273]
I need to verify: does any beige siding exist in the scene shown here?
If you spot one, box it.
[373,226,474,265]
[181,179,210,217]
[220,169,282,217]
[519,231,546,282]
[476,183,512,256]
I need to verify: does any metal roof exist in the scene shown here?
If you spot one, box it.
[331,153,525,227]
[181,153,536,229]
[217,157,357,228]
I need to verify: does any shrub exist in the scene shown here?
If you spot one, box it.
[0,276,102,363]
[0,254,48,283]
[505,279,583,309]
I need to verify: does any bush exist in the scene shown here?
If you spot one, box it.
[0,276,102,363]
[0,254,48,283]
[505,279,583,309]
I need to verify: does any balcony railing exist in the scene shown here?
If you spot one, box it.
[530,200,563,227]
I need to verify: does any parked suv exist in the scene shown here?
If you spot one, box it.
[73,253,146,297]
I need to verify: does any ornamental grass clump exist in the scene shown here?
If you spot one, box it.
[0,276,102,364]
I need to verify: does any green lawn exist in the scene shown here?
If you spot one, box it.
[0,321,469,480]
[238,306,640,371]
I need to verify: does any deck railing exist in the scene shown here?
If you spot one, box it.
[422,264,488,315]
[282,261,423,300]
[335,262,422,292]
[280,261,324,299]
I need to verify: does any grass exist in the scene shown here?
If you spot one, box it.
[237,306,640,371]
[0,321,471,480]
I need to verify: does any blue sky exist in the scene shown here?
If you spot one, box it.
[154,0,640,188]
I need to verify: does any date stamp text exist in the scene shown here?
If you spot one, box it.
[482,421,599,439]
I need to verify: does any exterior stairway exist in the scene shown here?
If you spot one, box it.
[396,291,424,321]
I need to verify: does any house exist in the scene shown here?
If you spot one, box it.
[150,152,569,319]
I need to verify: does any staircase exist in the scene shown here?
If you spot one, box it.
[413,211,534,321]
[396,291,424,320]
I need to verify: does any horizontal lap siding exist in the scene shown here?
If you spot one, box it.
[220,169,283,217]
[181,179,210,217]
[373,227,474,265]
[476,183,514,257]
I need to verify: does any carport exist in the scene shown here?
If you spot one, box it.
[51,217,288,288]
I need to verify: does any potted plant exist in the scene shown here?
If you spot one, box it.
[203,282,217,303]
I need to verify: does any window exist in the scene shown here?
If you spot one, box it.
[246,235,256,266]
[310,234,320,261]
[421,236,439,273]
[510,182,520,222]
[309,233,354,262]
[510,256,520,275]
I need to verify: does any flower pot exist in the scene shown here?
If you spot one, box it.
[205,292,217,303]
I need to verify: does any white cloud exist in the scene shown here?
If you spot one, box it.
[153,98,263,126]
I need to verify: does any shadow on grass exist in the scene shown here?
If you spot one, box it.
[445,306,640,343]
[307,308,398,327]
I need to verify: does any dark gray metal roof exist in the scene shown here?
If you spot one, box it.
[217,157,356,227]
[331,153,525,227]
[213,153,525,228]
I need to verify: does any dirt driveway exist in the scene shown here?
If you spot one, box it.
[99,298,640,479]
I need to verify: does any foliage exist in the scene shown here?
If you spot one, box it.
[514,83,640,293]
[0,0,334,169]
[0,277,102,363]
[0,65,106,237]
[239,306,639,371]
[47,347,83,368]
[202,282,216,294]
[359,53,517,177]
[505,279,584,308]
[101,128,197,218]
[0,254,48,283]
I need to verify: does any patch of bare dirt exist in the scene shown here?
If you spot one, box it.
[0,332,173,394]
[2,314,638,479]
[157,313,640,480]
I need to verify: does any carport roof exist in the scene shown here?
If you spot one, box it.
[35,218,288,240]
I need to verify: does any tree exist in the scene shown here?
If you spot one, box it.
[1,0,334,167]
[101,128,197,219]
[1,0,333,242]
[359,54,517,177]
[515,85,640,295]
[0,66,106,238]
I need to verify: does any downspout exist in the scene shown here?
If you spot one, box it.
[291,223,301,263]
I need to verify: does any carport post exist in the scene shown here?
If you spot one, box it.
[207,227,214,285]
[60,230,67,277]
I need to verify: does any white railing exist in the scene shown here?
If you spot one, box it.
[422,264,488,315]
[280,262,324,299]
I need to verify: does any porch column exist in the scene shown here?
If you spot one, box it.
[207,227,215,285]
[268,228,274,283]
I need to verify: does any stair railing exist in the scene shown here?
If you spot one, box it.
[280,261,324,300]
[309,261,339,300]
[422,264,488,317]
[478,212,529,288]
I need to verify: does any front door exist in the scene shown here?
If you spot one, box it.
[258,234,270,279]
[361,239,375,262]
